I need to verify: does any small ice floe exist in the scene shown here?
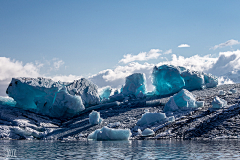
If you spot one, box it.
[229,88,237,94]
[218,90,226,96]
[87,126,131,141]
[211,96,227,109]
[89,110,103,125]
[137,112,167,126]
[107,122,121,128]
[167,116,175,122]
[141,128,155,137]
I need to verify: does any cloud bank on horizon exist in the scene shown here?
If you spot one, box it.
[1,40,240,96]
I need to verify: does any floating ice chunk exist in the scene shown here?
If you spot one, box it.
[89,110,103,125]
[203,73,218,88]
[137,112,166,126]
[230,88,237,94]
[152,65,185,96]
[173,89,197,109]
[218,90,226,95]
[0,96,16,107]
[164,89,203,112]
[181,70,205,91]
[167,116,175,122]
[87,126,131,141]
[107,122,121,128]
[196,101,204,107]
[212,96,227,109]
[144,109,149,113]
[98,86,112,100]
[142,128,155,136]
[164,97,179,112]
[122,73,147,97]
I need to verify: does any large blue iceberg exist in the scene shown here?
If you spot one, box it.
[152,65,218,96]
[122,73,147,97]
[152,65,185,96]
[6,77,100,118]
[87,126,131,141]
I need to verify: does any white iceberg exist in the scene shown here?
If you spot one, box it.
[87,126,131,141]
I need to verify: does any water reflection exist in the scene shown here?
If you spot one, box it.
[0,139,239,159]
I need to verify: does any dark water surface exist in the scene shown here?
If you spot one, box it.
[0,139,240,159]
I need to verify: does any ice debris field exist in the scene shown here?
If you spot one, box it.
[0,64,240,141]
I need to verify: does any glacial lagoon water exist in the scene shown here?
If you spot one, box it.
[0,140,240,159]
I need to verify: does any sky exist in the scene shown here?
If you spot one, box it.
[1,0,240,96]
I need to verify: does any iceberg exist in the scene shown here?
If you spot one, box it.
[66,78,100,107]
[167,116,175,122]
[152,65,185,96]
[180,69,205,91]
[218,90,226,96]
[173,89,197,109]
[211,96,227,109]
[6,77,99,118]
[152,65,218,96]
[0,96,16,107]
[122,73,147,97]
[98,86,112,101]
[87,126,131,141]
[164,89,203,112]
[137,112,166,126]
[142,128,155,136]
[203,73,218,88]
[89,110,102,125]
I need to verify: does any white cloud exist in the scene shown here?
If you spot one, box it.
[178,44,190,48]
[53,60,64,70]
[50,74,82,82]
[210,39,240,50]
[119,49,162,64]
[163,49,172,54]
[89,49,240,91]
[0,57,42,96]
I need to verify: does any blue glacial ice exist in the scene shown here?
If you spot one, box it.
[98,86,112,100]
[152,65,185,96]
[152,65,218,96]
[89,110,103,125]
[6,77,99,118]
[136,112,167,126]
[203,73,218,88]
[211,96,227,109]
[141,128,155,136]
[87,126,131,141]
[122,73,147,97]
[180,69,205,91]
[164,89,203,112]
[0,96,16,107]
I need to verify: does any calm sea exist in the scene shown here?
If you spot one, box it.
[0,139,240,159]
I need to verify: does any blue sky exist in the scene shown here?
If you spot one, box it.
[0,0,240,96]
